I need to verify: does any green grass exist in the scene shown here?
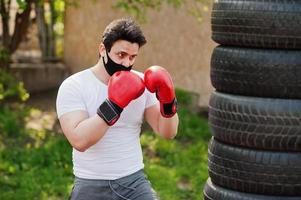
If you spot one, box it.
[142,106,211,200]
[0,89,211,200]
[0,132,73,200]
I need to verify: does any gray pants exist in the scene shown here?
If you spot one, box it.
[69,169,159,200]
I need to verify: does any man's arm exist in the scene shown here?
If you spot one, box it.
[143,65,179,139]
[58,71,145,152]
[144,103,179,139]
[59,111,109,152]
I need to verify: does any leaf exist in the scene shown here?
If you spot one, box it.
[16,0,27,12]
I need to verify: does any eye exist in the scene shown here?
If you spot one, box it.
[117,52,126,58]
[129,55,137,61]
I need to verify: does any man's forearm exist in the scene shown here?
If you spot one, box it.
[71,115,109,152]
[158,113,179,139]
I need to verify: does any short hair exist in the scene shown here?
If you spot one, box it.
[102,18,147,52]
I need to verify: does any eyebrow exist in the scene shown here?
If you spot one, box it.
[117,50,138,57]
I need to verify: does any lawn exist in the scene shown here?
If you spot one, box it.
[0,89,211,200]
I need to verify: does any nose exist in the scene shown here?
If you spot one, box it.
[121,58,131,67]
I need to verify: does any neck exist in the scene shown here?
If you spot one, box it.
[91,59,110,85]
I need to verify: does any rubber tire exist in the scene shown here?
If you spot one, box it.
[204,178,301,200]
[208,138,301,196]
[209,91,301,151]
[211,46,301,99]
[211,0,301,49]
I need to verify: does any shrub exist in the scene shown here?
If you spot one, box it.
[0,68,29,103]
[0,68,30,144]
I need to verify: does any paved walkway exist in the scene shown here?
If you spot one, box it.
[26,88,62,133]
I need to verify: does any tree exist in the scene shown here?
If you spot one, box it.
[1,0,34,54]
[0,0,208,70]
[35,0,57,60]
[114,0,209,22]
[0,0,33,70]
[0,0,62,65]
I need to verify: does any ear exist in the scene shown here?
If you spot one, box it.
[99,43,106,57]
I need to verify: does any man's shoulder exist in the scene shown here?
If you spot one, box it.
[67,68,91,81]
[131,69,144,78]
[61,69,91,85]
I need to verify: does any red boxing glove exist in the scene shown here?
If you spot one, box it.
[97,71,145,125]
[144,66,177,118]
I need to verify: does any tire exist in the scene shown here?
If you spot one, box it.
[208,138,301,196]
[204,178,301,200]
[211,0,301,49]
[209,91,301,151]
[211,46,301,99]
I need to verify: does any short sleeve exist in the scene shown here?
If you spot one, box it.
[145,89,158,108]
[56,78,87,118]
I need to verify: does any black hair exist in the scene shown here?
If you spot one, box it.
[102,18,147,52]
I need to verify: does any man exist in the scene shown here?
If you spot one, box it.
[56,18,179,200]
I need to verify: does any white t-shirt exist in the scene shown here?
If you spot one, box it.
[56,68,158,180]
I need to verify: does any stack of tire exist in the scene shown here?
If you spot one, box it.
[203,0,301,199]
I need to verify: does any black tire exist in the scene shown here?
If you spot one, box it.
[211,46,301,99]
[209,91,301,151]
[211,0,301,49]
[208,138,301,196]
[204,178,301,200]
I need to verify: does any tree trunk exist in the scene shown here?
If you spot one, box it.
[35,0,47,60]
[0,0,11,71]
[10,0,34,54]
[48,0,56,59]
[0,0,11,49]
[36,0,56,61]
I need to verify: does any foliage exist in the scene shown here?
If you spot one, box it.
[0,67,30,156]
[0,104,29,139]
[51,0,66,57]
[0,133,73,200]
[141,107,210,200]
[0,68,29,103]
[0,88,211,199]
[0,45,11,71]
[140,89,211,200]
[0,103,72,199]
[62,0,209,22]
[176,88,193,105]
[16,0,27,11]
[113,0,162,21]
[114,0,210,22]
[0,46,10,64]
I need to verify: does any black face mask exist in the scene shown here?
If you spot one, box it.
[102,51,132,76]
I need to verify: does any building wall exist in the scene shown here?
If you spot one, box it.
[64,0,216,107]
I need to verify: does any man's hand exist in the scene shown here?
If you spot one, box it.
[97,71,145,125]
[144,66,177,118]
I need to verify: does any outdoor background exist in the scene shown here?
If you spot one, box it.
[0,0,215,199]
